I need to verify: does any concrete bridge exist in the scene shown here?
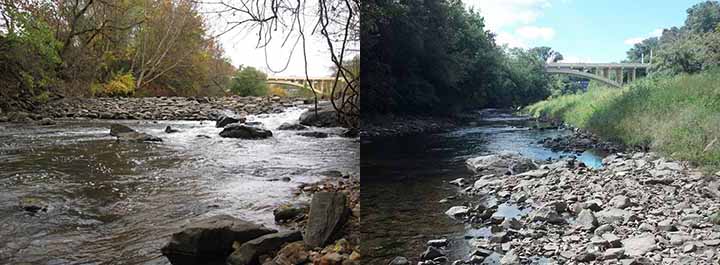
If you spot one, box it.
[266,76,338,95]
[544,63,650,88]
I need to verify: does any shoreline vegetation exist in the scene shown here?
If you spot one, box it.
[525,70,720,173]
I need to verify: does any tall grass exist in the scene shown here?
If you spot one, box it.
[525,70,720,171]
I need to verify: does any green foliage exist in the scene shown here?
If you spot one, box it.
[362,0,554,115]
[230,66,268,96]
[0,8,62,106]
[685,1,720,33]
[529,46,563,63]
[92,72,136,97]
[626,37,659,63]
[628,1,720,74]
[526,70,720,171]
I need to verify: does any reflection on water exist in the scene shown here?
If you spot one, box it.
[361,109,603,264]
[0,107,359,264]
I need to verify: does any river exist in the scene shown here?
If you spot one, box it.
[0,106,359,264]
[361,109,604,264]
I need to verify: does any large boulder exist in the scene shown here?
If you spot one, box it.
[161,215,276,265]
[216,115,246,128]
[303,192,349,248]
[466,152,537,174]
[226,231,303,265]
[219,124,273,139]
[299,106,340,127]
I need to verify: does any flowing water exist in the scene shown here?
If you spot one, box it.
[0,107,359,264]
[361,109,604,264]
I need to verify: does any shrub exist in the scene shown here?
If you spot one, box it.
[92,72,136,97]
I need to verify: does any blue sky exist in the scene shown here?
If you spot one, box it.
[464,0,706,63]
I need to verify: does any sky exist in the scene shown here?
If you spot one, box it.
[204,2,346,78]
[463,0,706,63]
[215,26,336,77]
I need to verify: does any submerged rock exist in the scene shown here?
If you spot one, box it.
[109,124,135,136]
[388,256,410,265]
[165,126,179,133]
[219,124,272,139]
[277,122,308,130]
[297,131,329,138]
[161,215,276,265]
[109,124,162,142]
[303,192,349,248]
[19,197,48,214]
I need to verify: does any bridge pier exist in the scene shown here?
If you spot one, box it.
[630,68,636,83]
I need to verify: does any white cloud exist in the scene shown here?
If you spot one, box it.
[624,28,663,45]
[623,37,645,45]
[496,31,528,48]
[464,0,552,31]
[495,26,556,48]
[516,26,555,41]
[649,28,663,37]
[465,0,556,48]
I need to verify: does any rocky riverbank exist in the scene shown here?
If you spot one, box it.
[399,144,720,264]
[159,173,360,265]
[0,96,308,122]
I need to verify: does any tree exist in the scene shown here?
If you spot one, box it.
[230,66,268,96]
[685,1,720,33]
[529,46,563,63]
[626,37,659,63]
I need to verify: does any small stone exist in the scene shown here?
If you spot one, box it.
[609,195,631,209]
[427,239,448,248]
[575,251,597,262]
[449,178,466,187]
[421,246,445,261]
[638,223,656,232]
[501,218,523,230]
[602,233,622,248]
[577,209,598,230]
[500,249,519,265]
[388,256,410,265]
[603,248,625,260]
[622,233,657,257]
[594,224,614,236]
[657,219,677,231]
[682,243,696,253]
[445,206,469,219]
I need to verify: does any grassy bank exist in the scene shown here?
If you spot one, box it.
[525,70,720,171]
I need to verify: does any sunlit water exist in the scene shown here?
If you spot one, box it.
[0,107,359,264]
[361,109,603,264]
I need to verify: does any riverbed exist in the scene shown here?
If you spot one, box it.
[361,109,604,264]
[0,107,359,264]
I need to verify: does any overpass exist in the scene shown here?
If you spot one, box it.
[544,63,650,88]
[266,76,339,95]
